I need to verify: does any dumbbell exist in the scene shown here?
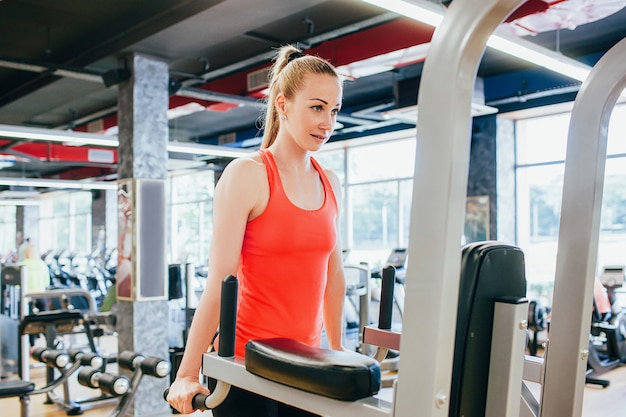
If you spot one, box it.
[31,347,70,368]
[77,367,131,397]
[118,351,171,378]
[68,348,105,369]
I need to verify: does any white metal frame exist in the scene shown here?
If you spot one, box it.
[540,36,626,417]
[395,0,525,415]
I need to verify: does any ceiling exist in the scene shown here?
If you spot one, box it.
[0,0,625,193]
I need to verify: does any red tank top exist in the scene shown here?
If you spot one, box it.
[234,149,338,357]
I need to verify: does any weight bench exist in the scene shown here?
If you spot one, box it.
[0,380,35,417]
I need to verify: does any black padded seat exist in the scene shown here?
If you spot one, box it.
[0,380,35,398]
[245,338,380,401]
[449,241,527,417]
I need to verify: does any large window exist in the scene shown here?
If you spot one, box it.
[39,191,92,253]
[318,134,416,269]
[516,103,626,294]
[0,206,17,257]
[168,170,214,265]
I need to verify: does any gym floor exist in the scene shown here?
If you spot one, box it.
[1,336,624,416]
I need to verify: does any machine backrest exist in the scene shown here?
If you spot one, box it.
[449,241,527,417]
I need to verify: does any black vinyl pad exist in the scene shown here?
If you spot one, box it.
[245,338,381,401]
[449,241,527,417]
[0,380,35,398]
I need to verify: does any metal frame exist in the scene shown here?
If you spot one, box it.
[396,0,525,415]
[540,37,626,417]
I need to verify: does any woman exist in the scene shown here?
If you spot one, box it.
[167,45,347,416]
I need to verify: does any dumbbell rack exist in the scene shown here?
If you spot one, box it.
[91,351,170,417]
[28,347,103,415]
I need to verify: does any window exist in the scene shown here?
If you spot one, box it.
[0,206,17,257]
[39,191,92,253]
[319,135,416,269]
[515,103,626,290]
[168,170,214,265]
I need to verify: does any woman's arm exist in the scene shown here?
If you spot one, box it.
[166,156,266,414]
[323,169,347,351]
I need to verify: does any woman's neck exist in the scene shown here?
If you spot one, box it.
[267,141,312,173]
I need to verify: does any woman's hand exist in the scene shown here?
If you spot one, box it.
[166,375,211,415]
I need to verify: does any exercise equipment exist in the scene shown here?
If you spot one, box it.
[586,266,626,387]
[106,350,171,417]
[165,266,396,412]
[0,380,35,417]
[77,367,130,397]
[343,263,371,352]
[526,299,550,356]
[0,347,102,416]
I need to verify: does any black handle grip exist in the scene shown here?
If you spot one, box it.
[192,393,210,410]
[163,389,210,411]
[218,275,238,357]
[378,265,396,330]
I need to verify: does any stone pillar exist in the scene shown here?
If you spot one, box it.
[467,114,497,241]
[115,53,170,417]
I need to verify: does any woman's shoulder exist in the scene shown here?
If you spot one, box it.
[217,151,266,190]
[223,151,264,175]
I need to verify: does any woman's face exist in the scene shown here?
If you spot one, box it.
[280,73,342,152]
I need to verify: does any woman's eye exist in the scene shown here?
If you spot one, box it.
[312,105,322,111]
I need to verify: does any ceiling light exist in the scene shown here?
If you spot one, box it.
[166,142,252,158]
[382,102,499,123]
[360,0,592,82]
[487,30,590,82]
[337,43,431,79]
[0,177,117,190]
[167,102,207,120]
[361,0,444,27]
[0,124,118,147]
[0,124,251,157]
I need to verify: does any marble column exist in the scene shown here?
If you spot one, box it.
[467,114,498,241]
[115,53,170,417]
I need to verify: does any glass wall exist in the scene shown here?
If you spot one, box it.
[0,206,17,258]
[168,170,215,265]
[38,191,92,254]
[317,134,416,270]
[515,103,626,299]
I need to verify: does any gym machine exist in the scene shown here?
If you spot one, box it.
[104,350,171,417]
[586,265,626,387]
[0,347,107,417]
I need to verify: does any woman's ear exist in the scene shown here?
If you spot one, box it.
[275,93,287,115]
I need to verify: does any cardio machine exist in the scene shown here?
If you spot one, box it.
[587,265,626,386]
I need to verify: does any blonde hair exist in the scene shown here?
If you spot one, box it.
[261,45,341,149]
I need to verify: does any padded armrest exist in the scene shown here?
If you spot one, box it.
[20,310,84,334]
[245,338,380,401]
